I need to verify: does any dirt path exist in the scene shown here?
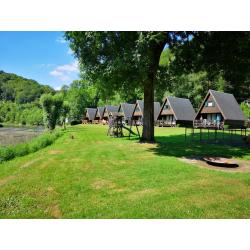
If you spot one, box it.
[179,156,250,173]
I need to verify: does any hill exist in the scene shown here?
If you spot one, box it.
[0,70,55,104]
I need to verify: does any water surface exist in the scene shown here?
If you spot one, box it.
[0,126,44,146]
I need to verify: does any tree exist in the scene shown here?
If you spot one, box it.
[65,32,191,142]
[40,94,63,130]
[241,102,250,119]
[171,32,250,102]
[66,80,99,122]
[60,101,70,129]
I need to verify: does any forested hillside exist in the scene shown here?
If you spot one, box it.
[0,71,55,125]
[0,71,54,103]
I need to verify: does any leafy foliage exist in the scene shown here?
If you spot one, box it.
[170,32,250,102]
[40,94,63,130]
[240,102,250,119]
[0,101,43,125]
[0,131,61,163]
[65,31,191,142]
[0,70,55,103]
[65,80,99,122]
[60,101,70,129]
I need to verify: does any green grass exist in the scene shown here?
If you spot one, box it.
[0,124,250,218]
[0,131,62,162]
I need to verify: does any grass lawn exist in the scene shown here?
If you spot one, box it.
[0,124,250,218]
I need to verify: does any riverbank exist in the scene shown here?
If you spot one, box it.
[0,126,44,146]
[0,130,62,163]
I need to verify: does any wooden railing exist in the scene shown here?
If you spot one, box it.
[193,120,224,129]
[158,120,176,127]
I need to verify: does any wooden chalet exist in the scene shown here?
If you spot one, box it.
[103,105,119,123]
[132,100,161,125]
[83,108,97,124]
[157,96,195,127]
[117,103,136,125]
[94,107,105,124]
[194,89,246,129]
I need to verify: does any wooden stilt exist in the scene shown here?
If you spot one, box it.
[136,124,140,139]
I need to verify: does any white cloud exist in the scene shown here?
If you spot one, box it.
[50,61,79,82]
[50,70,63,77]
[56,61,78,73]
[56,37,67,44]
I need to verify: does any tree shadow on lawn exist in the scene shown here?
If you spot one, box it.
[128,132,250,160]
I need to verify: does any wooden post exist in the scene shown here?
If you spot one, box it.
[136,124,140,139]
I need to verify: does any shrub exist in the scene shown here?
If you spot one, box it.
[0,147,15,162]
[0,131,62,163]
[70,120,81,125]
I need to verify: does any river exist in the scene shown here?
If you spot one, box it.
[0,126,44,146]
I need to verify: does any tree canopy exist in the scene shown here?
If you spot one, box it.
[0,70,55,103]
[170,32,250,102]
[65,31,191,142]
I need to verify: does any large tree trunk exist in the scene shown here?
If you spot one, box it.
[141,78,155,142]
[141,43,166,143]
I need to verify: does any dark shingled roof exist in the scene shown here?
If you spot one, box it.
[97,107,105,119]
[118,103,135,119]
[154,102,161,121]
[137,100,144,113]
[134,100,162,121]
[196,89,246,121]
[159,96,196,121]
[85,108,97,120]
[105,105,119,115]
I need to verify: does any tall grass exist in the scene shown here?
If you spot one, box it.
[0,131,62,163]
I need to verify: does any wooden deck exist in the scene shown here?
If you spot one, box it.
[194,120,224,129]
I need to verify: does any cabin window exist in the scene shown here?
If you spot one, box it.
[163,103,170,110]
[205,101,215,107]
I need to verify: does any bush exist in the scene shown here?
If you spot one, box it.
[0,131,62,163]
[70,120,81,125]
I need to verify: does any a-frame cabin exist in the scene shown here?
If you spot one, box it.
[132,100,161,125]
[103,105,119,123]
[117,103,135,125]
[95,107,105,124]
[194,89,246,128]
[157,96,196,127]
[83,108,97,124]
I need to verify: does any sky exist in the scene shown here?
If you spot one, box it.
[0,31,80,90]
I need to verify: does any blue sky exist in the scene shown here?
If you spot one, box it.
[0,31,79,90]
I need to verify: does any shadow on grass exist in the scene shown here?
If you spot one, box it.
[125,128,250,159]
[149,133,250,159]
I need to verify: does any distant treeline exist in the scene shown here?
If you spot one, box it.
[0,71,55,126]
[0,71,54,103]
